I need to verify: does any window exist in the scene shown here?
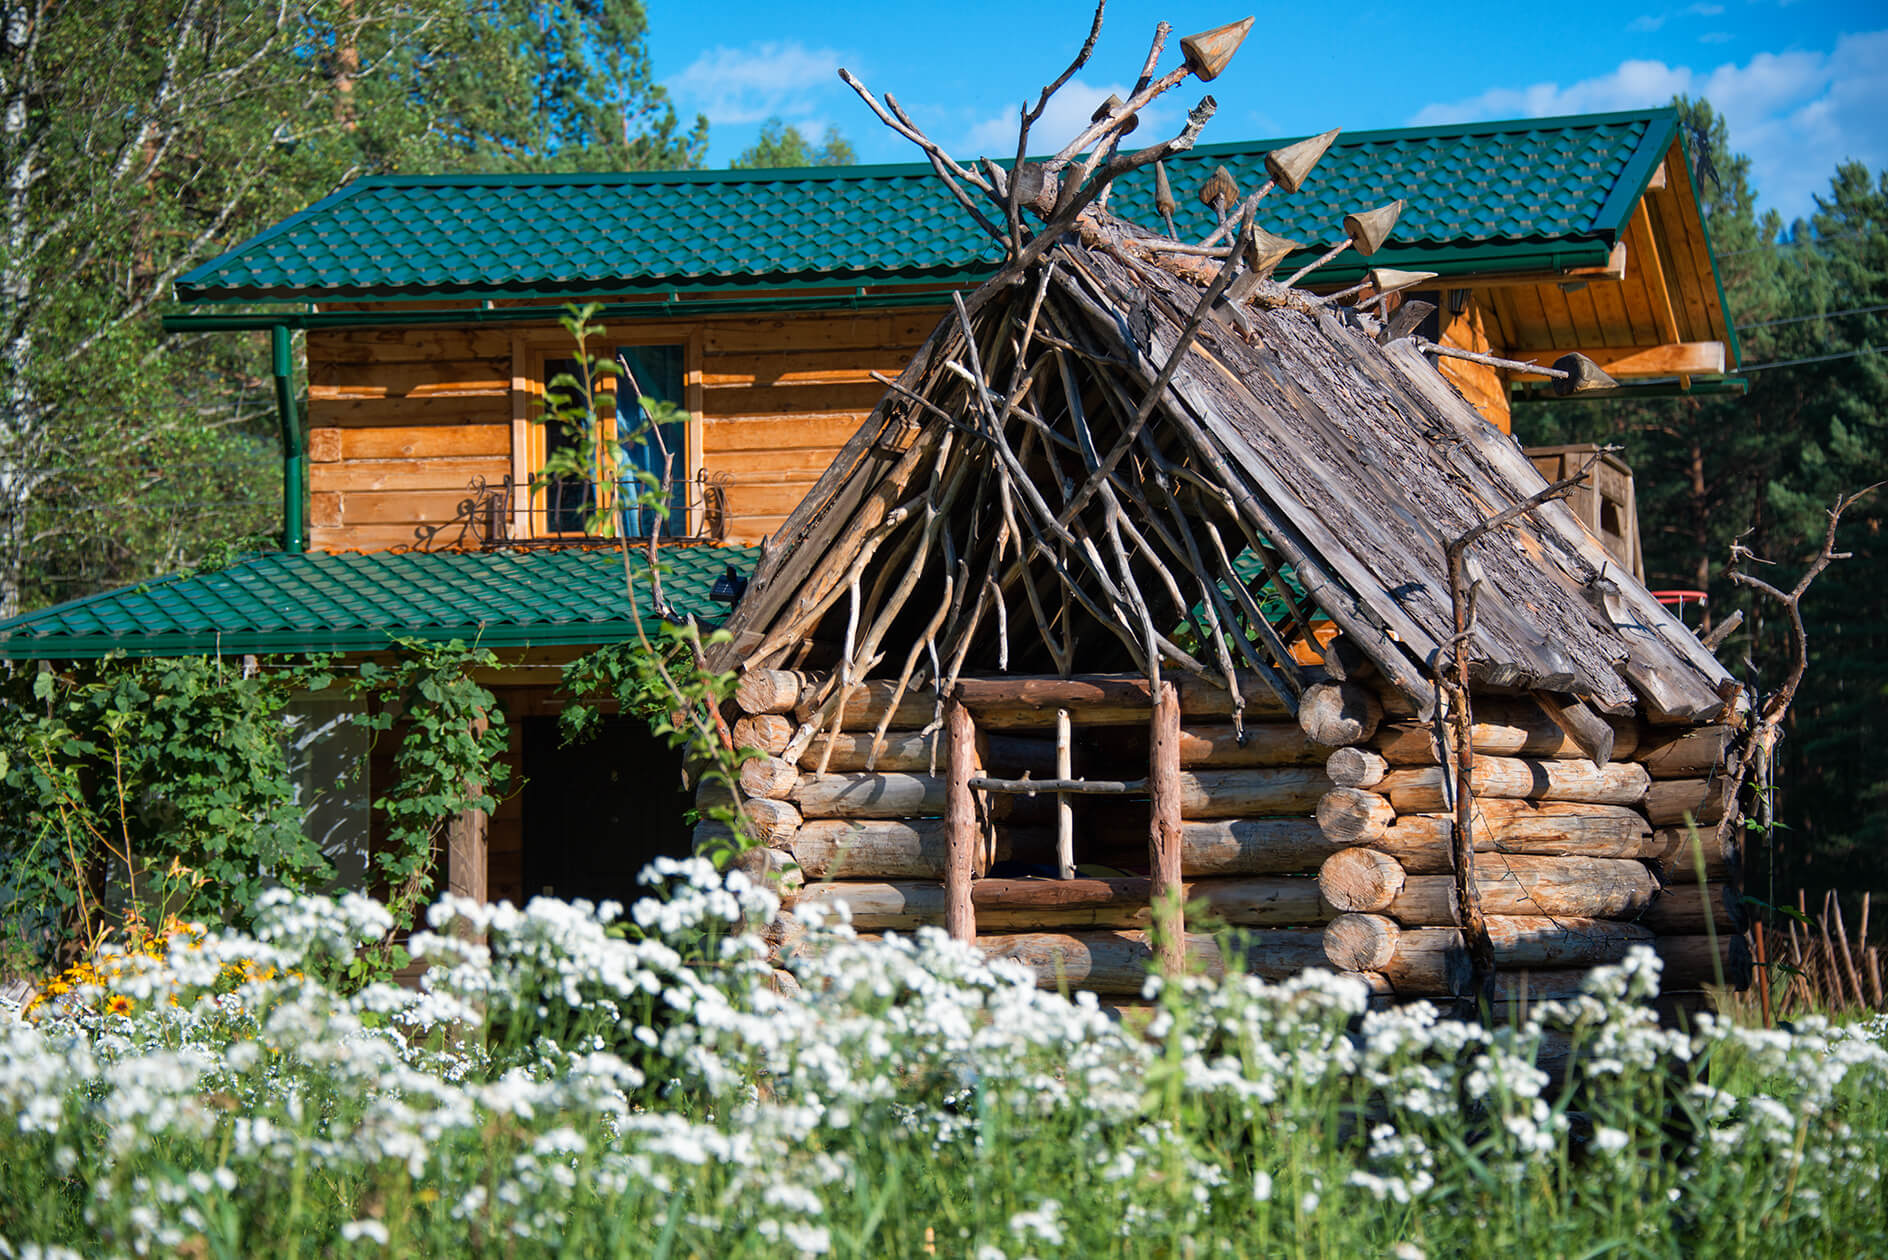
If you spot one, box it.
[528,342,688,539]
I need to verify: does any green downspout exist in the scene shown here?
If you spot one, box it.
[270,324,306,553]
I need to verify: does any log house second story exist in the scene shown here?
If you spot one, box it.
[167,107,1739,567]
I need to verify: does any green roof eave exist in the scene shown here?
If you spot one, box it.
[162,240,1620,336]
[1290,237,1619,289]
[161,288,961,334]
[173,264,1000,306]
[1514,373,1750,403]
[0,620,662,661]
[1589,108,1679,241]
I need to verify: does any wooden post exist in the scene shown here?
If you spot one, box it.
[945,694,977,943]
[1149,681,1185,976]
[1055,708,1075,880]
[446,714,489,941]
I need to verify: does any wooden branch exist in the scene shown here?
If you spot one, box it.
[1025,1,1108,126]
[837,69,1005,240]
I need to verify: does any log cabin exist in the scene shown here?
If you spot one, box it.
[0,102,1748,1007]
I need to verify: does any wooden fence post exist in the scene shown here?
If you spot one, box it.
[945,694,977,943]
[1150,680,1185,976]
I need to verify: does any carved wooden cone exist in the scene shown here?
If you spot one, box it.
[1090,93,1137,135]
[1248,228,1303,278]
[1550,352,1621,396]
[1282,199,1404,287]
[1263,127,1339,194]
[944,696,977,943]
[1352,268,1438,310]
[1149,680,1186,977]
[1199,164,1239,225]
[1179,16,1254,81]
[1154,160,1178,237]
[1344,199,1404,254]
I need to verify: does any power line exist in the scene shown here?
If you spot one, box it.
[1733,345,1879,374]
[1736,303,1888,332]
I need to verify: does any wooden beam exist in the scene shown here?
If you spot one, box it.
[1628,202,1689,386]
[446,713,490,940]
[1505,341,1726,380]
[1647,160,1668,192]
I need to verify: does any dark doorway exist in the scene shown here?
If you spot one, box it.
[520,716,694,906]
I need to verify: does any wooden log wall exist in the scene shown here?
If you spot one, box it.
[304,310,935,551]
[711,670,1356,994]
[716,668,1748,1006]
[1311,687,1749,1004]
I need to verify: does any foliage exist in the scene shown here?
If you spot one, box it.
[4,873,1888,1256]
[0,656,328,970]
[1513,99,1888,912]
[1,0,706,618]
[349,640,511,964]
[732,117,857,169]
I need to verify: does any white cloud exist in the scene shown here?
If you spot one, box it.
[670,41,852,127]
[958,77,1175,162]
[1407,30,1888,221]
[1685,3,1725,15]
[1629,13,1667,31]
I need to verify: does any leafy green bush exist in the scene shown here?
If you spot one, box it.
[0,656,328,967]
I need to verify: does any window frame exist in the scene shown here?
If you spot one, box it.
[508,325,705,542]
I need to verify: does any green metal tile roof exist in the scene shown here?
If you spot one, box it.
[176,110,1678,302]
[0,545,759,660]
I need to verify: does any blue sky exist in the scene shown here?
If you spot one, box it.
[647,0,1886,225]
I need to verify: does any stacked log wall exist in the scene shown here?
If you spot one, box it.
[712,670,1747,1005]
[1312,691,1748,1007]
[711,670,1364,995]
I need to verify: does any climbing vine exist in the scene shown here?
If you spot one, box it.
[350,639,511,969]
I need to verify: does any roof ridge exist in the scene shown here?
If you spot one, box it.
[312,108,1677,192]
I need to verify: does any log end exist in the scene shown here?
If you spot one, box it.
[1323,912,1400,972]
[1316,787,1395,845]
[1297,681,1384,747]
[1318,846,1407,914]
[1326,745,1389,789]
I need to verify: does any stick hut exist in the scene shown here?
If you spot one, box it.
[703,9,1751,1013]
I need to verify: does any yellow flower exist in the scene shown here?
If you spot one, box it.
[106,994,134,1017]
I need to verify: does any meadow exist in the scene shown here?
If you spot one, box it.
[1,859,1883,1259]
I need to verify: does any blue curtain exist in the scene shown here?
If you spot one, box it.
[614,345,687,538]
